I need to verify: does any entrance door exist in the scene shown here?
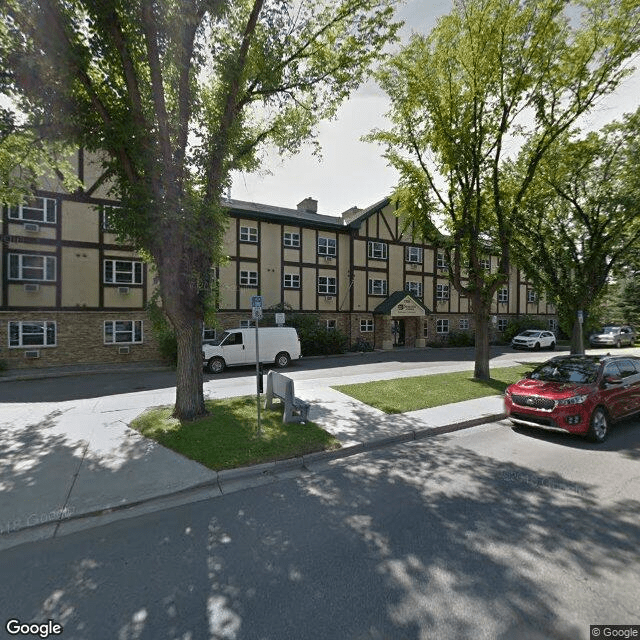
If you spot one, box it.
[392,319,406,346]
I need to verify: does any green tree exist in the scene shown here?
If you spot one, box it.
[1,0,400,419]
[368,0,640,379]
[513,111,640,353]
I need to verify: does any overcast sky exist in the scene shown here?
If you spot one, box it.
[230,0,640,217]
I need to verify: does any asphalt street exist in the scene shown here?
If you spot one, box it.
[1,416,639,640]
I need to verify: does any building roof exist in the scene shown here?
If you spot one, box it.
[373,291,431,316]
[223,196,392,231]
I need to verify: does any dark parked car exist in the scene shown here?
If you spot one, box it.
[589,325,636,348]
[504,354,640,443]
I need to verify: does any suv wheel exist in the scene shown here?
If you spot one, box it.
[587,407,609,443]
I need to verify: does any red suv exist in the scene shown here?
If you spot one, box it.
[504,355,640,443]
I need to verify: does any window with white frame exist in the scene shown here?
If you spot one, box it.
[240,226,258,243]
[326,320,336,331]
[497,318,508,332]
[9,321,56,347]
[8,197,57,224]
[480,257,491,271]
[368,278,387,296]
[368,241,388,260]
[317,276,337,294]
[240,320,251,328]
[436,319,449,334]
[436,283,449,301]
[405,281,422,298]
[317,237,336,256]
[240,270,258,287]
[360,319,374,332]
[104,320,143,344]
[8,253,56,281]
[459,318,469,330]
[103,259,143,284]
[548,318,558,333]
[498,287,509,303]
[283,273,300,289]
[203,326,217,342]
[527,289,538,303]
[423,322,429,338]
[436,252,447,269]
[101,205,120,231]
[283,232,300,247]
[405,246,423,263]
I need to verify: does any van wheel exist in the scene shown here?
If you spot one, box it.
[207,357,225,374]
[275,352,290,368]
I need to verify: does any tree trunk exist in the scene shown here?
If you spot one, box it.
[570,317,584,355]
[473,296,491,380]
[173,315,206,420]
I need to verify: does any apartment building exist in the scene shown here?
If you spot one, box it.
[0,152,557,369]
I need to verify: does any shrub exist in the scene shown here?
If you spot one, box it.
[285,313,349,356]
[447,331,475,347]
[0,359,7,373]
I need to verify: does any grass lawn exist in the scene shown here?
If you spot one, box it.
[334,364,535,414]
[131,396,341,471]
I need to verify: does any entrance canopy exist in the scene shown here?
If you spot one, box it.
[373,291,430,317]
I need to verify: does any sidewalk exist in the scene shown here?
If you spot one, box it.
[0,363,506,552]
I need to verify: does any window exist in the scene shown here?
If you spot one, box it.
[284,273,300,289]
[459,318,469,330]
[368,241,388,260]
[405,281,422,298]
[8,253,56,281]
[9,321,56,347]
[480,257,491,271]
[436,284,449,301]
[548,319,558,333]
[317,276,337,294]
[283,232,300,247]
[368,278,388,296]
[8,197,57,224]
[240,271,258,287]
[203,326,217,342]
[527,289,537,303]
[101,205,120,231]
[497,318,508,332]
[436,252,447,269]
[240,226,258,242]
[436,319,449,334]
[239,321,251,329]
[326,320,336,331]
[103,260,143,285]
[360,319,374,332]
[317,237,336,256]
[104,320,143,344]
[498,288,509,303]
[406,246,423,263]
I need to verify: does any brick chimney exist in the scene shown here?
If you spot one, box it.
[297,197,318,214]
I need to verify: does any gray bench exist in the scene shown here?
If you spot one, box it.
[264,371,310,423]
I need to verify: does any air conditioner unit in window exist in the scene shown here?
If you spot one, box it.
[25,350,40,359]
[23,222,40,232]
[118,287,130,294]
[325,295,334,301]
[24,283,40,292]
[118,346,130,354]
[324,255,334,262]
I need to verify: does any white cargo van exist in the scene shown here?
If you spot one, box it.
[202,327,302,373]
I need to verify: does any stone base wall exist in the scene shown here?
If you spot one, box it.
[0,311,161,369]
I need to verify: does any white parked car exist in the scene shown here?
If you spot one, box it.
[202,326,302,373]
[511,329,556,351]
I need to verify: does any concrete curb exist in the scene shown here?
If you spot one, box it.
[0,411,508,548]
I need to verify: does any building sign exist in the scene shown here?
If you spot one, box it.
[391,296,425,317]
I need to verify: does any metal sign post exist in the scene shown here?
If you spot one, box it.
[251,296,263,436]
